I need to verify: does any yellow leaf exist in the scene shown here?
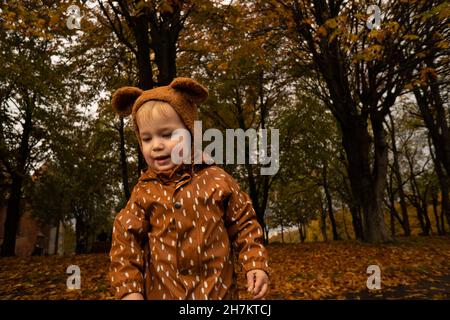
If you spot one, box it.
[403,34,420,41]
[325,18,338,29]
[436,40,450,49]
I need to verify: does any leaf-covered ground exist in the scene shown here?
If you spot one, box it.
[0,236,449,300]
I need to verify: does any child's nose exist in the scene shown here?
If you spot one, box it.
[152,138,165,150]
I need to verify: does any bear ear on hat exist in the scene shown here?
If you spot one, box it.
[111,86,143,116]
[170,77,209,104]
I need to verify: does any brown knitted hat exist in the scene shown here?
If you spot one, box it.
[111,77,208,139]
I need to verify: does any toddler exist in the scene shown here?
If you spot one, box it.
[109,77,270,300]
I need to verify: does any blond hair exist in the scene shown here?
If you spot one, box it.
[135,100,173,129]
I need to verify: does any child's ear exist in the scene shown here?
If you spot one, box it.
[111,86,143,116]
[170,77,209,104]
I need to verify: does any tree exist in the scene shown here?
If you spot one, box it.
[264,85,344,242]
[178,1,293,242]
[0,1,81,256]
[412,59,450,229]
[264,0,449,242]
[385,109,411,236]
[31,109,120,254]
[404,142,434,236]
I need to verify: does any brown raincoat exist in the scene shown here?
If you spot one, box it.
[109,161,269,300]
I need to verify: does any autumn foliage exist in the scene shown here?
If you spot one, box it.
[0,236,448,300]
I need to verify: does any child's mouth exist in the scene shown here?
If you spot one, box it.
[154,155,171,165]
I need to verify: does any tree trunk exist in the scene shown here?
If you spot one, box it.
[441,202,447,234]
[322,164,340,240]
[431,190,443,235]
[133,18,154,175]
[416,207,427,235]
[54,220,59,256]
[411,185,432,236]
[390,207,396,237]
[242,127,271,244]
[428,135,450,231]
[348,203,364,240]
[119,116,130,200]
[388,112,411,235]
[1,95,33,256]
[75,217,86,254]
[340,115,390,243]
[386,172,397,236]
[421,191,432,236]
[387,200,407,237]
[414,64,450,178]
[439,177,450,231]
[407,159,430,236]
[340,172,364,240]
[423,210,432,235]
[259,175,271,245]
[133,15,154,91]
[341,204,351,240]
[320,207,328,241]
[386,171,409,236]
[415,80,450,228]
[436,167,450,231]
[298,222,306,243]
[244,162,268,243]
[151,25,178,86]
[1,174,23,256]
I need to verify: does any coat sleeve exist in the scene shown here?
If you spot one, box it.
[109,187,149,299]
[223,173,270,275]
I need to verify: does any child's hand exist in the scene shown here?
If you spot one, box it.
[246,269,269,299]
[122,292,144,300]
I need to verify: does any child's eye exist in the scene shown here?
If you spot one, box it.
[142,137,152,142]
[162,133,172,139]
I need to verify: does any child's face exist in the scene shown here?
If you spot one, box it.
[136,102,188,172]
